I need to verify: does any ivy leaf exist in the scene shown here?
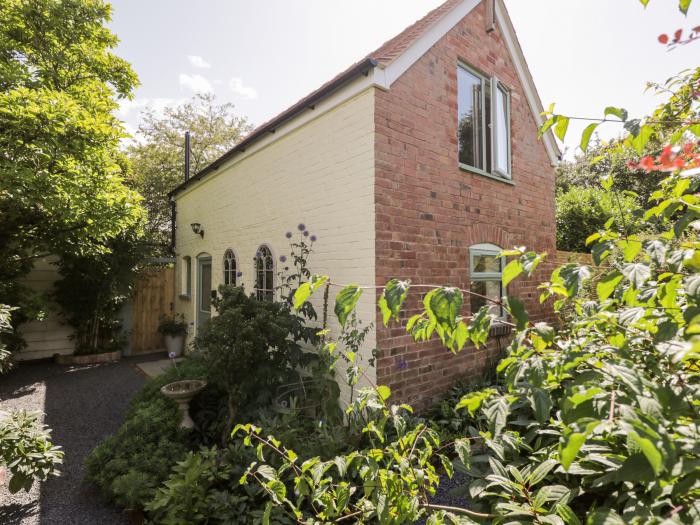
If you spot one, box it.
[378,279,410,326]
[502,259,523,288]
[597,271,623,301]
[622,263,651,289]
[506,296,529,330]
[429,287,463,330]
[580,122,599,152]
[334,285,363,327]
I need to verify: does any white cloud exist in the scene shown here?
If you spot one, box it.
[187,55,211,69]
[179,73,213,93]
[228,77,258,99]
[116,97,177,120]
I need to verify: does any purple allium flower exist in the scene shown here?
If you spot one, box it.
[297,223,306,231]
[279,255,287,263]
[310,235,317,242]
[168,351,177,360]
[236,271,243,277]
[285,231,293,239]
[303,230,309,237]
[255,251,262,258]
[396,358,408,371]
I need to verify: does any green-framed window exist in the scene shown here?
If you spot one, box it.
[469,243,504,317]
[457,63,511,180]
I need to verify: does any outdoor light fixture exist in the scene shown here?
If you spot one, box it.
[190,223,204,238]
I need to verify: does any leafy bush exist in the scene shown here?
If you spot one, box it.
[556,185,641,252]
[234,137,700,523]
[85,358,208,510]
[194,285,316,442]
[0,410,63,493]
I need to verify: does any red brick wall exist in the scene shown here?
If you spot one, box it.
[374,2,556,410]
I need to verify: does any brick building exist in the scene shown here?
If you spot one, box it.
[170,0,560,408]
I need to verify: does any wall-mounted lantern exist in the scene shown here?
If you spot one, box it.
[190,223,204,238]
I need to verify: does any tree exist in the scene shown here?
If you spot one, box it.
[125,93,252,251]
[0,0,144,336]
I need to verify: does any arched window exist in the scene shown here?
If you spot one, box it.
[469,243,504,317]
[255,245,274,301]
[223,249,237,286]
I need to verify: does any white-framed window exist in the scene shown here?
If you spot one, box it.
[223,249,237,286]
[254,245,274,302]
[469,243,504,317]
[181,256,192,297]
[458,63,511,179]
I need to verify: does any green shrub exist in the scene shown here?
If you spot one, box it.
[145,444,294,525]
[0,410,63,493]
[556,185,641,252]
[85,358,208,510]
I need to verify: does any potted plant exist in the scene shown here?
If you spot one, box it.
[157,314,187,357]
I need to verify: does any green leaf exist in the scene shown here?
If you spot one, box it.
[293,275,328,310]
[454,439,471,468]
[266,479,286,503]
[597,271,623,301]
[455,389,496,415]
[617,237,642,262]
[628,431,663,474]
[429,287,463,329]
[502,259,523,288]
[439,454,454,479]
[604,106,628,121]
[527,459,557,486]
[533,322,555,343]
[376,385,391,402]
[555,503,582,525]
[679,0,691,14]
[580,122,599,152]
[559,433,586,470]
[554,115,570,141]
[538,115,557,138]
[621,263,651,289]
[378,279,410,325]
[334,285,363,327]
[262,502,272,525]
[600,173,614,191]
[505,296,529,330]
[529,388,552,425]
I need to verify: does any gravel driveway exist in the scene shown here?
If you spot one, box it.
[0,357,149,524]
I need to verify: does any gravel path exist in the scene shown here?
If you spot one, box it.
[0,358,150,525]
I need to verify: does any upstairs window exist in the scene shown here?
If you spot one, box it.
[255,245,274,302]
[458,64,511,179]
[223,249,237,286]
[469,243,504,317]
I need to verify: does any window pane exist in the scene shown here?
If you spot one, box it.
[470,280,502,316]
[457,67,483,169]
[494,86,509,174]
[473,254,500,274]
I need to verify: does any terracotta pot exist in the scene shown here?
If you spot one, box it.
[164,334,184,357]
[160,380,206,429]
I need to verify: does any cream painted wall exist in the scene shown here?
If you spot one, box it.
[173,88,377,393]
[16,255,74,361]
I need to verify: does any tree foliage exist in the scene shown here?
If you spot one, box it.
[125,93,252,251]
[0,0,144,331]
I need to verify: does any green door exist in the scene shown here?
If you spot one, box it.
[196,256,212,332]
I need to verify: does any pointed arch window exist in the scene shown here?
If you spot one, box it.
[255,245,274,301]
[223,249,237,286]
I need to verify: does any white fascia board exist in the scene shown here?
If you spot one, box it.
[383,0,481,86]
[495,0,560,166]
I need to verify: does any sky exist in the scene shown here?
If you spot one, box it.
[109,0,698,157]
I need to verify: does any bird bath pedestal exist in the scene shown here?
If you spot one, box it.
[160,380,206,429]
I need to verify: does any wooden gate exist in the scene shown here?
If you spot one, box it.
[130,266,175,354]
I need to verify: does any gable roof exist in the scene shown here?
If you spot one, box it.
[170,0,559,198]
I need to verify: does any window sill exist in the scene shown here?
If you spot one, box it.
[178,294,191,301]
[459,164,515,186]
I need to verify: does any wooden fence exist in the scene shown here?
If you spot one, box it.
[129,265,175,355]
